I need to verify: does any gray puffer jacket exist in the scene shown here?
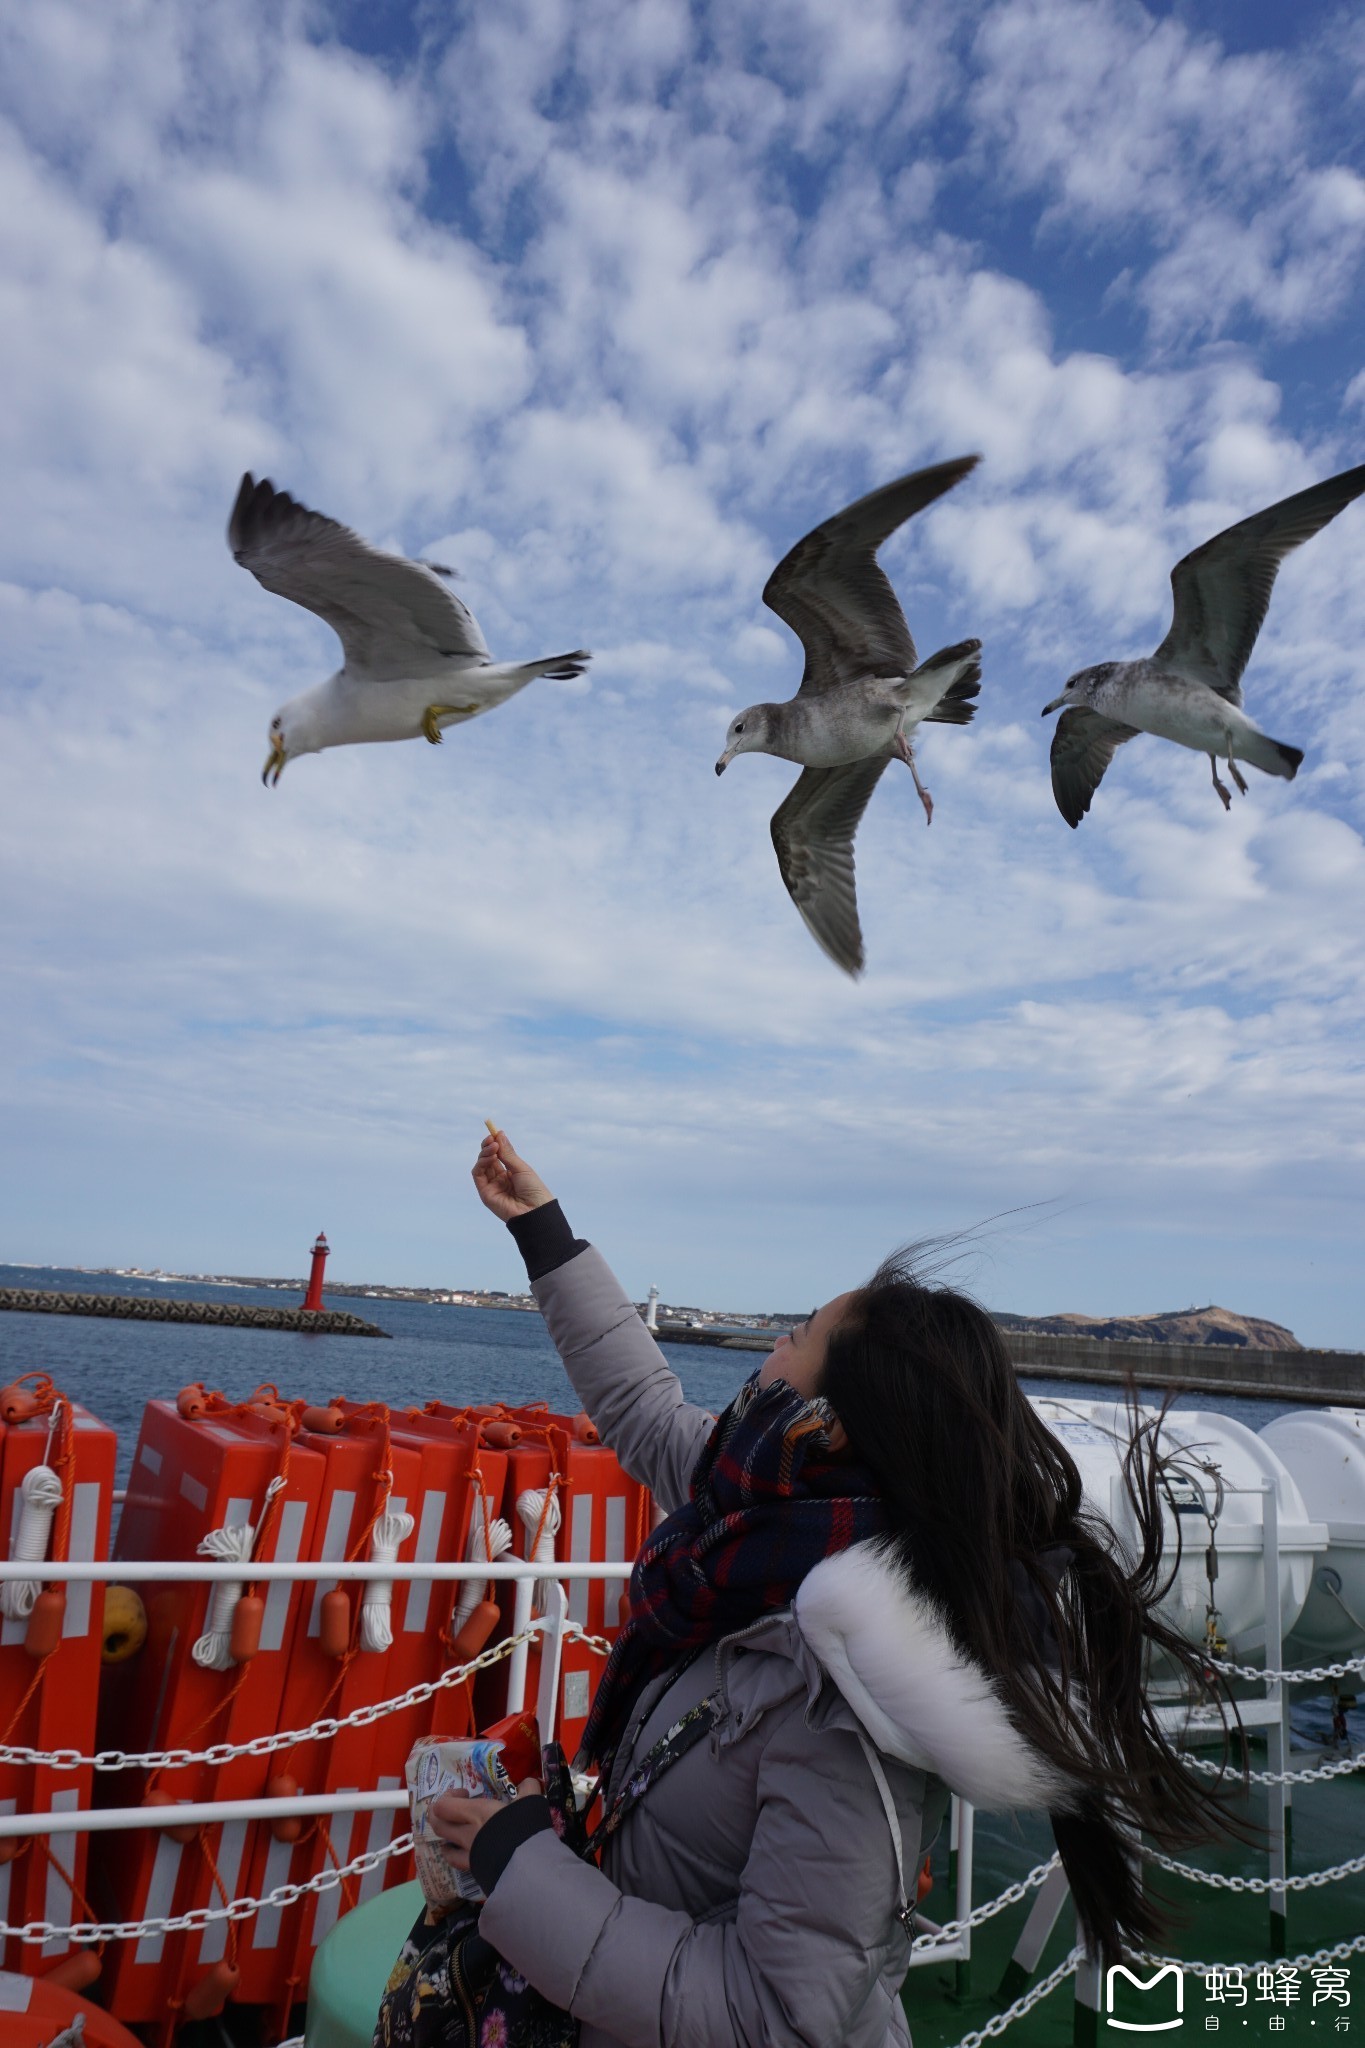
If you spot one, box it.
[477,1244,1067,2048]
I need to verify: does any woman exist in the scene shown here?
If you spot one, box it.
[430,1131,1231,2047]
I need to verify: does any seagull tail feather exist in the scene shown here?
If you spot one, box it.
[1238,731,1304,781]
[523,649,591,683]
[919,639,984,726]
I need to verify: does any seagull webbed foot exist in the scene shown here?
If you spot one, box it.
[1209,756,1233,812]
[422,703,480,743]
[893,729,934,825]
[1228,757,1249,796]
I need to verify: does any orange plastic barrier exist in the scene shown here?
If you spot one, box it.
[233,1405,431,2034]
[374,1407,513,1743]
[0,1378,116,1982]
[253,1405,522,2033]
[498,1407,652,1757]
[92,1395,327,2034]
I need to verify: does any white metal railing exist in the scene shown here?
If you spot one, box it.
[0,1561,596,1839]
[0,1559,633,1581]
[0,1515,1360,2033]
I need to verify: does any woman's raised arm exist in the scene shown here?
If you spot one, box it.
[472,1130,716,1510]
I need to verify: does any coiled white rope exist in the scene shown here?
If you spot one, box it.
[0,1465,64,1621]
[359,1510,416,1652]
[515,1486,562,1617]
[190,1477,284,1671]
[450,1505,512,1633]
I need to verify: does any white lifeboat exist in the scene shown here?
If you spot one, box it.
[1028,1397,1329,1664]
[1258,1406,1365,1663]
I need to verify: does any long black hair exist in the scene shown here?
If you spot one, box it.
[820,1248,1241,1963]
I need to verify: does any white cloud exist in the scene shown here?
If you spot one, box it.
[967,0,1365,341]
[1,0,1363,1347]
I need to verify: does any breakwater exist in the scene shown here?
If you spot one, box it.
[653,1323,1363,1406]
[0,1287,389,1339]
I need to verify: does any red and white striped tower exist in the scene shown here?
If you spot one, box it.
[302,1231,329,1312]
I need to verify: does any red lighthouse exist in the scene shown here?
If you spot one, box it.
[302,1232,329,1312]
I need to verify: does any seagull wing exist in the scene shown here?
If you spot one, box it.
[228,474,491,681]
[1050,708,1138,829]
[770,758,891,976]
[763,456,980,698]
[1153,462,1365,702]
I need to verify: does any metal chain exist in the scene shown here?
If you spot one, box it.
[1208,1650,1365,1682]
[0,1620,610,1774]
[944,1947,1083,2048]
[943,1932,1365,2048]
[1181,1748,1364,1787]
[1144,1844,1365,1894]
[1,1829,416,1946]
[911,1856,1060,1949]
[1150,1930,1365,1976]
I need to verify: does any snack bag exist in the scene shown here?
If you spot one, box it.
[406,1711,541,1907]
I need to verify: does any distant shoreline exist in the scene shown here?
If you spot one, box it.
[15,1263,1345,1353]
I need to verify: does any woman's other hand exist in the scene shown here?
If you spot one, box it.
[427,1779,542,1872]
[472,1130,555,1222]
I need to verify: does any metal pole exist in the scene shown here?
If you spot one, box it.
[0,1789,407,1839]
[953,1797,975,1998]
[0,1559,633,1583]
[1262,1480,1288,1955]
[504,1575,535,1715]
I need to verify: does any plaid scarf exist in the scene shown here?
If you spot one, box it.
[580,1372,887,1772]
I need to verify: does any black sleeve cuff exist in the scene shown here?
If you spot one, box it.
[506,1201,589,1282]
[469,1795,554,1894]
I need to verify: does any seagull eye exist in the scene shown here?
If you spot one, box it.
[735,721,745,733]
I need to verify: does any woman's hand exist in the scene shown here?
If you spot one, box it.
[472,1130,555,1222]
[427,1779,542,1873]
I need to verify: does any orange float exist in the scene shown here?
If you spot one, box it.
[0,1377,117,1982]
[0,1966,143,2045]
[498,1406,652,1756]
[91,1394,327,2035]
[230,1404,430,2033]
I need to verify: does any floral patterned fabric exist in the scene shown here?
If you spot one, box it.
[372,1898,578,2048]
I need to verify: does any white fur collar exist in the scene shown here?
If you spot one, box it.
[794,1539,1074,1812]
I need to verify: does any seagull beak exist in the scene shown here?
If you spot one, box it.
[1040,694,1067,717]
[715,752,732,776]
[262,742,287,787]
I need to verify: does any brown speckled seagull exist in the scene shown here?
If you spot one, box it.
[715,457,983,977]
[1043,462,1365,827]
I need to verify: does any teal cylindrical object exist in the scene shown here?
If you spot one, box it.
[306,1879,424,2048]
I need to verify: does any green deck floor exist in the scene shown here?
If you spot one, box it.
[901,1747,1364,2048]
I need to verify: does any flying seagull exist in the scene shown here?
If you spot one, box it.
[715,456,982,977]
[229,474,590,785]
[1042,462,1365,827]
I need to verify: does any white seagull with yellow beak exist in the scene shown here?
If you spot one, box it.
[229,474,590,785]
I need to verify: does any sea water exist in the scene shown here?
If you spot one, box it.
[0,1263,1357,1743]
[0,1262,1316,1487]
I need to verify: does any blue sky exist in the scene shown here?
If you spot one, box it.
[1,0,1363,1344]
